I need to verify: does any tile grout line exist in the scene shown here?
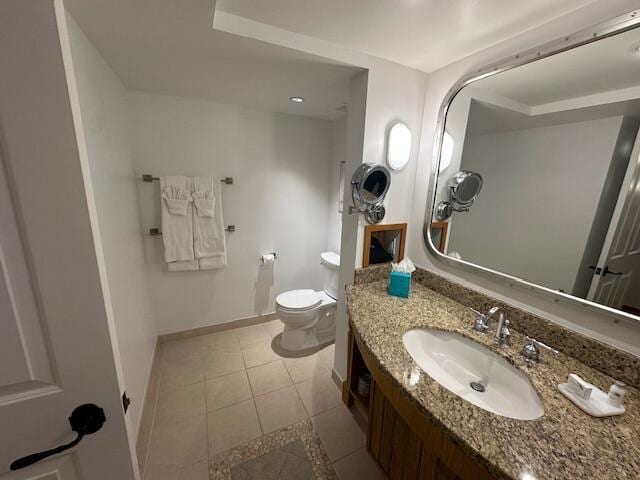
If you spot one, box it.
[329,444,364,465]
[240,351,266,438]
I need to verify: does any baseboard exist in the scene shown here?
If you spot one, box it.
[158,312,279,343]
[331,367,344,391]
[135,338,163,477]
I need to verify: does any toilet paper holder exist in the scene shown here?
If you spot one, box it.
[260,252,277,263]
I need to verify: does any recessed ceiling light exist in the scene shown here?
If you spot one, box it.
[290,96,305,103]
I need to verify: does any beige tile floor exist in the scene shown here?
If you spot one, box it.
[143,319,386,480]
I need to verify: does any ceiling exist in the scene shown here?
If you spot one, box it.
[64,0,361,120]
[473,27,640,107]
[215,0,600,72]
[466,99,640,135]
[65,0,637,118]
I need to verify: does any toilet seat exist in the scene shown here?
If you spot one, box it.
[276,289,322,312]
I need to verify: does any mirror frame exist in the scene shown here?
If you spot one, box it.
[423,9,640,325]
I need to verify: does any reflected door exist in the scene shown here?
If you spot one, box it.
[0,1,135,478]
[588,130,640,308]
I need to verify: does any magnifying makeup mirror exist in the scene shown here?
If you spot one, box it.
[450,171,482,206]
[436,170,483,221]
[350,163,391,224]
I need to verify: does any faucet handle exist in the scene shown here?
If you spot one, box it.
[472,314,488,334]
[521,340,540,365]
[499,319,511,346]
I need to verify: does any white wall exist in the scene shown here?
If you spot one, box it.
[449,116,623,293]
[410,0,640,357]
[352,65,428,270]
[67,16,157,436]
[129,91,336,334]
[335,64,428,380]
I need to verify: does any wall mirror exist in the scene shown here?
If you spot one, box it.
[425,12,640,322]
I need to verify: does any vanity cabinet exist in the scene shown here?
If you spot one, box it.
[345,321,496,480]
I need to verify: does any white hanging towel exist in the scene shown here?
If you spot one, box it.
[192,176,227,270]
[168,259,199,272]
[160,176,195,269]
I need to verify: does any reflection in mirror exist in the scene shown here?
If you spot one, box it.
[436,171,483,220]
[428,25,640,319]
[362,171,389,202]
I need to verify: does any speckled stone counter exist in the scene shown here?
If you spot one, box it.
[346,280,640,480]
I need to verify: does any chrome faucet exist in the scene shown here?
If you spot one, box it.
[472,306,511,346]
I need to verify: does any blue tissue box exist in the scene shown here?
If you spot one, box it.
[388,271,411,298]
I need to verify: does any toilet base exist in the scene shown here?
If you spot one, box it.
[278,307,336,351]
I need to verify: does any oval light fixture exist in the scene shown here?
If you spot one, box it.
[290,96,305,103]
[439,131,454,173]
[387,122,412,171]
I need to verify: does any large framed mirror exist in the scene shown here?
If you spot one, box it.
[425,10,640,323]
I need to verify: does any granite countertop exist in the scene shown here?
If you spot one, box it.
[346,280,640,480]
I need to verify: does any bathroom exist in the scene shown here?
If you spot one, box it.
[1,1,639,480]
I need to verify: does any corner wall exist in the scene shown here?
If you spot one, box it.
[335,63,428,380]
[66,15,157,436]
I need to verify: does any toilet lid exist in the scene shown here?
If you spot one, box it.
[276,289,322,311]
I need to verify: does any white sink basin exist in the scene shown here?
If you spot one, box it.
[403,328,544,420]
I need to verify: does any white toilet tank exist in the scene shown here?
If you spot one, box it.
[320,252,340,299]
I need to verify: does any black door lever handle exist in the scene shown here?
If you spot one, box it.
[10,403,106,470]
[602,266,623,276]
[588,266,623,276]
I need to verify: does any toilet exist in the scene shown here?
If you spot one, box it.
[276,251,339,351]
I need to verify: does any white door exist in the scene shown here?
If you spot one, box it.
[587,128,640,309]
[0,1,137,479]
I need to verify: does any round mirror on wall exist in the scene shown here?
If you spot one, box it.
[450,171,483,206]
[435,170,483,221]
[350,163,391,224]
[387,122,412,171]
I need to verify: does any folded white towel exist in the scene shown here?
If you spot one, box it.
[160,176,195,263]
[193,176,226,269]
[192,190,215,217]
[162,185,190,215]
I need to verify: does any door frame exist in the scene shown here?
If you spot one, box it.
[587,128,640,303]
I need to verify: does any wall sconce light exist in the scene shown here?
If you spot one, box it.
[387,122,412,171]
